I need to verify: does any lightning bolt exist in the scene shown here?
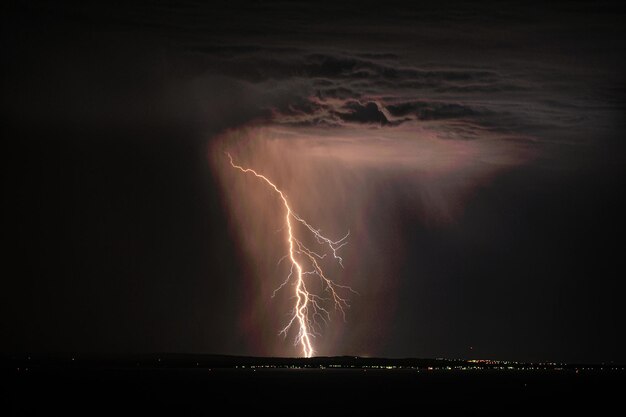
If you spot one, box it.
[227,152,355,358]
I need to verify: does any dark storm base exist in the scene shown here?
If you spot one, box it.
[4,355,624,416]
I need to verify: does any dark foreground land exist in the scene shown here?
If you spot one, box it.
[3,354,624,416]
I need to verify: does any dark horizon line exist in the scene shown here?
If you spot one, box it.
[3,351,624,367]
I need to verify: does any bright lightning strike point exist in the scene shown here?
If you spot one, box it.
[227,152,355,358]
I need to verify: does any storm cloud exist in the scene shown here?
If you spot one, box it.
[4,1,625,361]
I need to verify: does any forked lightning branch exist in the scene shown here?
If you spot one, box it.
[227,153,356,357]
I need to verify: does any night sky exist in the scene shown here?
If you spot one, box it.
[3,1,625,362]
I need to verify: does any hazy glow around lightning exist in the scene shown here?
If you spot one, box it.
[212,125,532,356]
[227,152,354,357]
